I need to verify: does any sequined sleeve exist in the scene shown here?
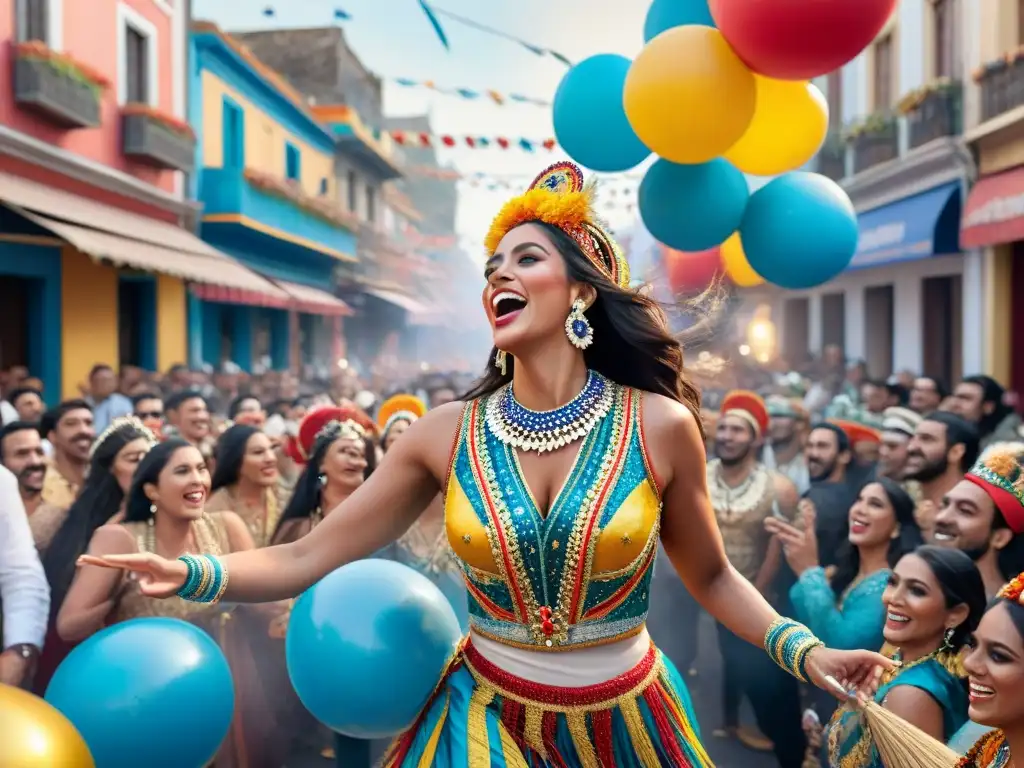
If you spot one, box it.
[789,567,888,650]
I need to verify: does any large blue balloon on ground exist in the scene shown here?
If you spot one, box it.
[639,158,749,251]
[553,54,650,172]
[46,618,234,768]
[287,559,462,739]
[644,0,715,41]
[739,172,859,289]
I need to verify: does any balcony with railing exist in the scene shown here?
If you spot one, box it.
[848,114,899,174]
[900,79,963,150]
[976,52,1024,122]
[815,132,846,181]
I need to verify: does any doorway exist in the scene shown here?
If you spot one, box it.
[864,285,894,378]
[921,275,962,388]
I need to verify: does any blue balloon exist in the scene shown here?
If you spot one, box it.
[553,54,650,172]
[639,158,749,251]
[739,172,859,289]
[643,0,715,41]
[287,559,462,739]
[46,618,234,768]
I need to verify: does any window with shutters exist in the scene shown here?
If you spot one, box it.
[16,0,49,43]
[873,35,894,110]
[117,6,157,106]
[932,0,954,78]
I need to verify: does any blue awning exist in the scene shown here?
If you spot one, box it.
[849,182,962,270]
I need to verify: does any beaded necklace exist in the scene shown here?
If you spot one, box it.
[484,369,616,453]
[958,730,1012,768]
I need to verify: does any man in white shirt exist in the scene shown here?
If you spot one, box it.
[0,463,49,688]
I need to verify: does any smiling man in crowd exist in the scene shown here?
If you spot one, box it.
[39,400,94,510]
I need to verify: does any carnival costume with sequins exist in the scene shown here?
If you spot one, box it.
[381,163,713,768]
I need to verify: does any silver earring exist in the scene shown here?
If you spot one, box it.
[941,627,955,650]
[564,299,593,349]
[149,504,157,515]
[494,349,508,376]
[318,474,327,487]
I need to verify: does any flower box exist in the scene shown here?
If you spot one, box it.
[121,104,196,172]
[849,117,898,174]
[243,169,360,231]
[12,42,107,128]
[903,81,962,150]
[977,57,1024,122]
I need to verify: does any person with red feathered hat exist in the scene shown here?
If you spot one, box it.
[706,390,805,760]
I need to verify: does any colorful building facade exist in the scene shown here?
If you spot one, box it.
[0,0,284,402]
[189,23,356,374]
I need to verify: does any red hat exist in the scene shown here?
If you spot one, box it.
[720,390,769,436]
[830,419,882,446]
[286,405,375,465]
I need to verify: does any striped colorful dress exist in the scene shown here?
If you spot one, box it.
[383,382,713,767]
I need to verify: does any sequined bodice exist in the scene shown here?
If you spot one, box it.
[445,384,661,651]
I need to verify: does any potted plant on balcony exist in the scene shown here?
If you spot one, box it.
[121,103,197,172]
[12,41,109,128]
[243,169,360,231]
[844,112,898,172]
[973,46,1024,121]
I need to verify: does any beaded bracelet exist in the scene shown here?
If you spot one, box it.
[175,554,230,604]
[764,617,824,683]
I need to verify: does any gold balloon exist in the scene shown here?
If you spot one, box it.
[623,26,756,164]
[0,684,94,767]
[721,232,765,288]
[724,77,829,176]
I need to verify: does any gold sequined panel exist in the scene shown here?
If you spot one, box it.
[446,473,497,573]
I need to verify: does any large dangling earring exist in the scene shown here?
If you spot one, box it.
[564,298,594,350]
[941,626,955,651]
[149,504,157,516]
[318,473,327,487]
[494,349,508,376]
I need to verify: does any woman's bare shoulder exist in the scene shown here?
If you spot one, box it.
[392,401,466,479]
[638,391,705,490]
[89,523,138,554]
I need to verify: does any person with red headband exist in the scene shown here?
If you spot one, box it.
[933,442,1024,599]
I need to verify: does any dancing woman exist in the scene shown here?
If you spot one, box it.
[80,163,893,767]
[33,416,155,693]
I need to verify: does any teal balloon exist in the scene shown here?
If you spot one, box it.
[739,172,858,289]
[644,0,715,41]
[46,618,234,768]
[286,559,462,739]
[639,158,748,251]
[553,54,650,172]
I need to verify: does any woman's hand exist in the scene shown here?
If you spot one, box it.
[77,553,188,598]
[765,501,820,575]
[807,646,895,698]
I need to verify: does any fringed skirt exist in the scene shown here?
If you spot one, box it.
[382,639,713,767]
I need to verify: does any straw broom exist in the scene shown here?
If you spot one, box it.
[824,676,961,768]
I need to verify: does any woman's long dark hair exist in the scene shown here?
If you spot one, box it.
[913,545,988,651]
[272,431,339,540]
[209,424,259,492]
[42,420,155,619]
[831,477,924,595]
[123,439,192,523]
[462,220,710,436]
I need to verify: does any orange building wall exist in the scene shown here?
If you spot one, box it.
[0,0,177,192]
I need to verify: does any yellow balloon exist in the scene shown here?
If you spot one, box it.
[724,77,829,176]
[722,233,764,288]
[0,684,94,767]
[624,26,756,164]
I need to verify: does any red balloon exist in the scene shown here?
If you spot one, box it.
[708,0,897,80]
[662,245,723,294]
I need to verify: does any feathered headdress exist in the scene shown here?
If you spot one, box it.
[484,161,630,289]
[998,572,1024,606]
[377,394,427,432]
[965,441,1024,534]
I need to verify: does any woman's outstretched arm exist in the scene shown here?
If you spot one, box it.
[78,404,463,603]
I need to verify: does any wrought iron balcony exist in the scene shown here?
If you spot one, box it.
[850,118,898,174]
[904,81,963,150]
[978,57,1024,122]
[815,133,846,181]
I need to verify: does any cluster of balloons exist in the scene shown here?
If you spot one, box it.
[552,0,897,290]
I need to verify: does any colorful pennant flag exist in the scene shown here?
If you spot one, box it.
[391,78,549,107]
[388,130,556,152]
[418,0,450,51]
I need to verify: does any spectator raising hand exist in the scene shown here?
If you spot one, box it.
[766,500,821,575]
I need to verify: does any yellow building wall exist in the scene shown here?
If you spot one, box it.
[984,244,1014,382]
[60,248,118,400]
[156,275,188,371]
[200,70,336,200]
[980,0,1020,62]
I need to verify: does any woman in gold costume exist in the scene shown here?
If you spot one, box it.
[62,438,289,767]
[81,162,892,767]
[206,424,281,547]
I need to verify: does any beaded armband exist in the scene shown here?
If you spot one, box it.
[764,617,824,683]
[176,554,229,604]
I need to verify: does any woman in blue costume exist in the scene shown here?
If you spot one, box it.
[827,546,987,768]
[82,162,894,767]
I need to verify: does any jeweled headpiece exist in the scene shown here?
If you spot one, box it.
[288,405,374,464]
[89,416,157,461]
[315,419,366,444]
[484,161,631,289]
[965,442,1024,535]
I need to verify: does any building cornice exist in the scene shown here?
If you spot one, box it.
[842,137,976,212]
[0,125,201,224]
